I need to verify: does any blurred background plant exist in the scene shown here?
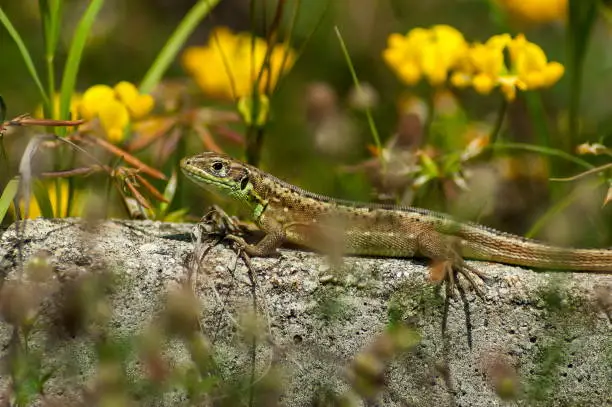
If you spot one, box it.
[2,0,612,404]
[0,0,608,236]
[1,0,611,238]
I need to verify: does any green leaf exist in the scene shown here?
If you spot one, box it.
[11,350,47,407]
[0,7,49,105]
[139,0,222,93]
[32,180,55,219]
[159,170,178,215]
[58,0,104,126]
[163,208,189,222]
[0,177,19,223]
[419,153,440,177]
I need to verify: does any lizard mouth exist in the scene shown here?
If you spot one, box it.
[180,164,237,193]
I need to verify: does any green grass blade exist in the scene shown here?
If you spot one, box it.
[334,26,383,169]
[0,7,50,105]
[50,1,64,58]
[0,177,19,223]
[39,0,63,56]
[159,170,178,215]
[526,178,604,238]
[275,0,330,96]
[139,0,221,93]
[58,0,104,124]
[567,0,598,145]
[39,0,64,115]
[492,142,594,170]
[273,0,300,95]
[32,180,55,218]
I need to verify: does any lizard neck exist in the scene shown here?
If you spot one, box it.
[237,170,269,222]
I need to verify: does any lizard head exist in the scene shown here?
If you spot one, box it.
[180,152,257,203]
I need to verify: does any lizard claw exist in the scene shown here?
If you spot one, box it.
[431,259,486,299]
[455,262,485,299]
[420,233,487,299]
[224,234,249,251]
[223,234,281,258]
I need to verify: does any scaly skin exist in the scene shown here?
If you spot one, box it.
[180,152,612,290]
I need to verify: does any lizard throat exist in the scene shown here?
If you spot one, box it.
[183,167,268,222]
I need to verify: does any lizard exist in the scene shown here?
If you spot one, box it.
[180,151,612,296]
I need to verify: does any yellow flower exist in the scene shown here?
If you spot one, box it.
[80,85,116,120]
[450,33,563,101]
[97,98,130,144]
[421,25,469,85]
[495,0,567,24]
[181,27,296,100]
[383,29,429,85]
[508,34,565,89]
[383,25,467,87]
[114,81,155,119]
[78,82,154,143]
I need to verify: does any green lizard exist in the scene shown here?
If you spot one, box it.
[180,152,612,295]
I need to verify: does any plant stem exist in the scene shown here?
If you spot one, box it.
[245,126,264,166]
[524,92,550,147]
[526,177,604,238]
[423,89,435,141]
[333,25,384,172]
[567,0,597,148]
[489,97,508,145]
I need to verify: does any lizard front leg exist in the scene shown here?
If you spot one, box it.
[194,206,289,257]
[224,216,326,257]
[224,219,286,257]
[224,230,285,257]
[416,230,486,297]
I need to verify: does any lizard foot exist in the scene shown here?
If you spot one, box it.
[200,205,243,236]
[223,234,282,258]
[436,260,486,299]
[420,233,487,299]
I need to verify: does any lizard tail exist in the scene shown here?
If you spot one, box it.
[460,226,612,273]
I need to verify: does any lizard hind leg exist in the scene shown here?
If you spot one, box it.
[416,231,486,298]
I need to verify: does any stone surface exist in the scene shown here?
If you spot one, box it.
[0,218,611,406]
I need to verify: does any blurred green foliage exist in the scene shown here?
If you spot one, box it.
[1,0,612,243]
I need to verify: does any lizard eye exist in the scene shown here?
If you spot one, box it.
[211,161,224,172]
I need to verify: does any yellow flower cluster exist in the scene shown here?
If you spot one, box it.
[451,34,564,101]
[79,81,154,143]
[495,0,567,24]
[384,26,564,101]
[181,27,296,100]
[383,25,468,87]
